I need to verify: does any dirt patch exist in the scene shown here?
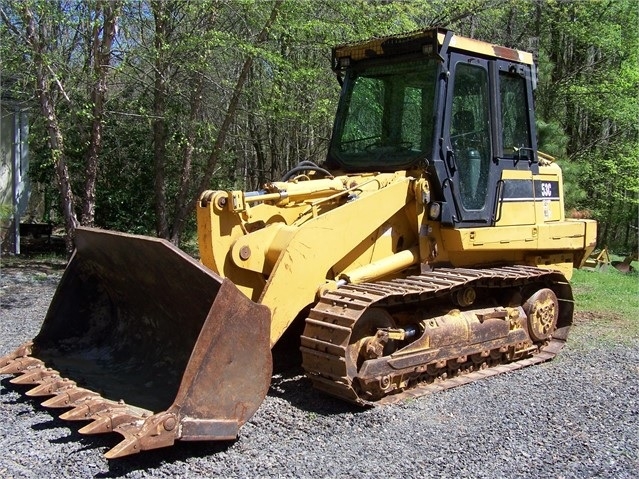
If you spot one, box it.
[573,310,624,324]
[1,255,67,272]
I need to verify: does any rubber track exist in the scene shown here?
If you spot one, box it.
[300,265,570,406]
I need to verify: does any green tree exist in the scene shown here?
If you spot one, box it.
[1,0,122,252]
[535,0,638,249]
[2,0,635,253]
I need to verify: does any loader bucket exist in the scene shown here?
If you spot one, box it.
[0,227,272,458]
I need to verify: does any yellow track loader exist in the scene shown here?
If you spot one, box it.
[1,28,596,458]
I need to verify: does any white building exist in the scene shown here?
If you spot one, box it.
[0,100,30,254]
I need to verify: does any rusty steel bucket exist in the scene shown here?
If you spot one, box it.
[0,227,272,458]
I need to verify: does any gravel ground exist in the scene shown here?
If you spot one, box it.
[1,261,638,479]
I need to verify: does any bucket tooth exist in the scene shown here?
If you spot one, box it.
[106,411,178,459]
[0,356,42,375]
[79,410,141,435]
[60,398,114,421]
[41,387,99,409]
[10,367,57,385]
[26,377,76,397]
[0,342,33,368]
[78,416,112,435]
[59,404,92,421]
[104,435,143,460]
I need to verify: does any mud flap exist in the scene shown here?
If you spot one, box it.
[0,227,272,458]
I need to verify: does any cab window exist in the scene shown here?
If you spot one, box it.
[450,62,491,210]
[500,73,531,156]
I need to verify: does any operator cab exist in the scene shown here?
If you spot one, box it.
[327,28,539,227]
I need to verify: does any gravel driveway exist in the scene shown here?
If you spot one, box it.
[1,261,637,478]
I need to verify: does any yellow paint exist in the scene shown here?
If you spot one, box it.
[341,246,420,284]
[441,32,534,65]
[259,176,415,346]
[198,168,596,347]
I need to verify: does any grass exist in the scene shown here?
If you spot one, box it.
[572,266,639,316]
[570,264,639,346]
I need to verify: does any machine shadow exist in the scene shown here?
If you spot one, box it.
[97,441,234,478]
[268,320,363,417]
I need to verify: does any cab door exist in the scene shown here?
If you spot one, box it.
[441,54,539,228]
[442,53,496,226]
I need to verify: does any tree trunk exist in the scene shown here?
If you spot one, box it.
[170,0,284,244]
[82,1,121,226]
[152,0,170,239]
[22,5,77,255]
[168,74,205,244]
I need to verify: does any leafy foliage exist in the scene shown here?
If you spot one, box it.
[1,0,636,250]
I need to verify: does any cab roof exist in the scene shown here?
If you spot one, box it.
[332,27,534,71]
